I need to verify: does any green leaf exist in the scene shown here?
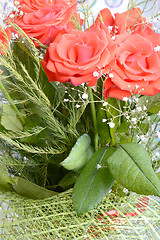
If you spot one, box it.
[56,171,78,190]
[12,177,57,200]
[0,162,14,192]
[117,122,130,133]
[157,172,160,180]
[107,143,160,197]
[1,104,23,132]
[39,68,65,105]
[73,147,115,215]
[61,134,93,170]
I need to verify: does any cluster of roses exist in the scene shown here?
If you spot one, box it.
[2,0,160,100]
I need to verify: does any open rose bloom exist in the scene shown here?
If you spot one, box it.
[7,2,160,100]
[41,25,116,86]
[11,0,78,45]
[104,30,160,100]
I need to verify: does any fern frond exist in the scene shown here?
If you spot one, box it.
[0,133,65,155]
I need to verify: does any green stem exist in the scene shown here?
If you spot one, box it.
[88,87,98,151]
[0,81,25,125]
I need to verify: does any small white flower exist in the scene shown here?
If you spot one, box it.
[123,188,129,194]
[108,73,114,78]
[140,135,147,141]
[80,12,85,20]
[97,164,101,169]
[108,122,115,128]
[154,45,160,52]
[135,85,139,89]
[93,71,99,77]
[14,1,20,5]
[143,106,147,111]
[82,93,88,99]
[9,14,15,18]
[136,107,142,112]
[123,97,128,101]
[103,102,108,106]
[131,118,137,124]
[39,53,43,59]
[108,26,113,31]
[63,98,69,102]
[102,119,107,122]
[19,10,23,16]
[76,104,81,108]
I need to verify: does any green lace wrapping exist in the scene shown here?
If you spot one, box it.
[0,189,160,239]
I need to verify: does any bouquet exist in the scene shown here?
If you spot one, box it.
[0,0,160,217]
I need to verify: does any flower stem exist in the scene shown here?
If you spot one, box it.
[0,80,25,125]
[88,86,98,151]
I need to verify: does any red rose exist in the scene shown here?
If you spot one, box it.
[0,27,11,55]
[13,0,77,45]
[41,26,116,86]
[104,30,160,100]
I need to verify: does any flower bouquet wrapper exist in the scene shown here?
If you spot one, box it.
[0,0,160,239]
[0,190,160,239]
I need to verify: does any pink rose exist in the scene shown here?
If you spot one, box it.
[90,8,114,29]
[112,8,152,34]
[42,26,116,86]
[104,30,160,100]
[14,0,77,13]
[12,0,77,45]
[14,0,54,13]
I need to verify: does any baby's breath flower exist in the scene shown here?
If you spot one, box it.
[76,104,80,108]
[93,71,99,77]
[108,73,114,78]
[102,119,107,123]
[103,102,108,106]
[108,122,115,128]
[82,93,88,99]
[63,98,69,102]
[154,45,160,52]
[131,118,137,124]
[97,164,101,169]
[123,97,128,101]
